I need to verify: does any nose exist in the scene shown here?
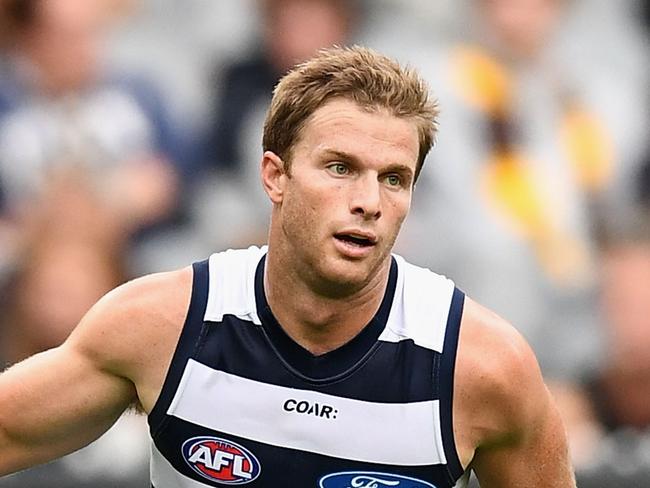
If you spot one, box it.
[350,174,382,220]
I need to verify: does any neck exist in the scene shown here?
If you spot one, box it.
[264,247,391,356]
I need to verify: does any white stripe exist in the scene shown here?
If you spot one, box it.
[204,246,265,324]
[151,441,213,488]
[167,359,446,466]
[381,255,455,352]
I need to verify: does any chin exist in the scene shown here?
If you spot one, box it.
[314,255,381,296]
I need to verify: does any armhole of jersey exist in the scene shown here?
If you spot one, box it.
[439,286,466,484]
[148,259,210,437]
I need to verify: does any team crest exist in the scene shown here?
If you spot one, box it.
[182,436,261,484]
[319,471,436,488]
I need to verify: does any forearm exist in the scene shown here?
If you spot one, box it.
[0,347,135,475]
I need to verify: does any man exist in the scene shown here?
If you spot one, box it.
[0,46,575,487]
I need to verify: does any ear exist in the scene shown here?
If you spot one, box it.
[261,151,286,204]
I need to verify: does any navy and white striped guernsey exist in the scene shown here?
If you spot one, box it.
[148,246,470,488]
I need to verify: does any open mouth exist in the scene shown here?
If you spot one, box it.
[334,233,376,248]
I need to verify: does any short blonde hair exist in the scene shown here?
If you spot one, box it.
[263,45,439,181]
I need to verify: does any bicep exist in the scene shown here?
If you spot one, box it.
[471,385,576,487]
[0,342,136,475]
[456,300,576,487]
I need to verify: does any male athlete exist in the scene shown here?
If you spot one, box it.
[0,47,575,487]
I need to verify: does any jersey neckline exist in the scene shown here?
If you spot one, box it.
[254,254,399,382]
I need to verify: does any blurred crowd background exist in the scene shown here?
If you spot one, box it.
[0,0,648,486]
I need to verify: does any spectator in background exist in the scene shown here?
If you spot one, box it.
[552,206,650,486]
[0,0,186,483]
[206,0,359,174]
[0,0,186,283]
[398,0,647,382]
[590,209,650,433]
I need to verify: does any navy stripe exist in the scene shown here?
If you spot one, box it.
[437,287,465,483]
[255,255,399,381]
[149,259,210,436]
[153,417,455,487]
[194,314,437,403]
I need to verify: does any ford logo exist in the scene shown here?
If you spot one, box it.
[319,471,437,488]
[181,436,261,485]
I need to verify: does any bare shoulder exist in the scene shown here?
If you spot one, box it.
[454,297,550,452]
[78,266,193,335]
[453,299,575,486]
[66,266,194,410]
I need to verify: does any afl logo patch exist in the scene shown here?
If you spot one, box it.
[182,436,261,485]
[319,471,436,488]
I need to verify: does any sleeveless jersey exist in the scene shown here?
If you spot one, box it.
[148,246,469,488]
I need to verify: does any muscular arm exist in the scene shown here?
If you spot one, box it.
[0,267,191,475]
[0,343,136,474]
[454,298,576,487]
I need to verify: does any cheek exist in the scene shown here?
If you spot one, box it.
[280,186,325,242]
[286,179,343,219]
[386,193,411,224]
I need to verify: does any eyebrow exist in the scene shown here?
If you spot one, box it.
[321,149,360,165]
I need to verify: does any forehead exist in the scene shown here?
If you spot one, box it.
[295,98,420,165]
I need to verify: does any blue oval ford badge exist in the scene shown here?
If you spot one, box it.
[319,471,437,488]
[182,436,261,485]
